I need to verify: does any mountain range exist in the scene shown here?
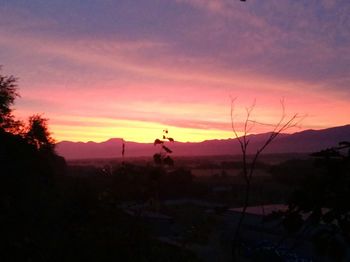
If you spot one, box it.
[56,125,350,159]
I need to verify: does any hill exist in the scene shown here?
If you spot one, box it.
[56,125,350,159]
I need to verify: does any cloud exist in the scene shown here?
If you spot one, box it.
[176,0,228,14]
[1,1,349,96]
[0,0,349,142]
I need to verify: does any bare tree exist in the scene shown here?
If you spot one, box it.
[230,98,303,261]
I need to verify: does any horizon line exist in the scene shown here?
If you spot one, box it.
[55,123,350,144]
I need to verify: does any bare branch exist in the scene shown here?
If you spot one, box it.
[230,98,303,261]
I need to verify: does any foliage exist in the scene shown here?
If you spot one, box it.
[0,70,64,259]
[153,129,175,166]
[0,69,22,133]
[25,114,55,153]
[0,69,202,261]
[272,142,350,261]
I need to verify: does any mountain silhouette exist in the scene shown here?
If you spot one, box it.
[56,125,350,159]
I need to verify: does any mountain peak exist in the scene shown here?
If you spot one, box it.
[104,138,124,143]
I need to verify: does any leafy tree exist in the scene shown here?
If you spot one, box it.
[25,114,55,153]
[0,69,22,133]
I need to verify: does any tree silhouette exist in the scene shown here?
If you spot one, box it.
[0,68,22,133]
[230,98,302,261]
[26,114,55,153]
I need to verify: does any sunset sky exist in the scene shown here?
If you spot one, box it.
[0,0,349,142]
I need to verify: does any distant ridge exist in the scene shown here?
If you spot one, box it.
[56,125,350,159]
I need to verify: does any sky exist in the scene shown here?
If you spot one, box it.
[0,0,349,142]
